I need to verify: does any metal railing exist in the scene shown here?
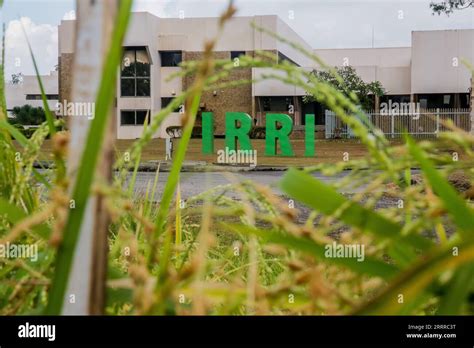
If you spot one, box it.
[325,108,471,139]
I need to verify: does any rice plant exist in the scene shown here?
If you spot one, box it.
[0,0,473,316]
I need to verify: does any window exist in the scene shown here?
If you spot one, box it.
[120,110,150,126]
[161,97,181,112]
[261,96,294,112]
[159,51,182,67]
[26,94,58,100]
[278,52,299,67]
[121,47,150,97]
[417,94,456,108]
[231,51,246,60]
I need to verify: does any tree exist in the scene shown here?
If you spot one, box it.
[430,0,473,15]
[11,73,23,84]
[304,66,385,111]
[10,105,46,125]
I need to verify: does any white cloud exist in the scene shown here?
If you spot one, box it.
[62,10,76,20]
[4,17,58,80]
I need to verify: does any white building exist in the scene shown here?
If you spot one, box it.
[5,71,59,117]
[56,14,473,138]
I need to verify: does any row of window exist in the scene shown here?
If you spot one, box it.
[26,94,59,100]
[120,110,150,126]
[120,48,250,97]
[120,48,299,98]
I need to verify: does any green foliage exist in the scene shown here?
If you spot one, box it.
[430,0,473,15]
[11,73,23,84]
[303,66,385,111]
[10,105,46,125]
[0,0,473,317]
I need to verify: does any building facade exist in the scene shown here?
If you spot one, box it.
[56,13,474,139]
[5,71,59,117]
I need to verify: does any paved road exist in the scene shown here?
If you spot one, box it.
[130,171,353,201]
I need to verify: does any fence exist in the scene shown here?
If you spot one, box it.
[325,108,471,139]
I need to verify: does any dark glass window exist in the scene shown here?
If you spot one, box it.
[261,96,294,112]
[160,51,182,67]
[136,110,149,125]
[231,51,246,60]
[120,110,150,126]
[136,79,151,97]
[121,47,150,97]
[161,97,181,112]
[278,52,299,67]
[26,94,58,100]
[417,94,456,109]
[120,111,136,125]
[120,79,135,97]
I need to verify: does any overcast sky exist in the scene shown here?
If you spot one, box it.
[1,0,473,79]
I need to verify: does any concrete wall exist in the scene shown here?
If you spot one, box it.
[314,47,411,68]
[160,67,182,97]
[5,71,59,116]
[313,47,412,95]
[411,29,474,94]
[252,67,307,96]
[158,16,278,52]
[276,17,313,67]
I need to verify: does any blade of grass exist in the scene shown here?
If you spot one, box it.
[21,25,57,136]
[149,90,202,259]
[45,0,133,315]
[0,120,29,146]
[280,168,433,259]
[436,264,474,315]
[0,121,51,190]
[175,181,182,251]
[407,136,474,237]
[354,239,474,315]
[224,223,400,279]
[0,197,50,239]
[127,112,149,196]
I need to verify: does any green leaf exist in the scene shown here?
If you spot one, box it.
[0,120,29,147]
[224,223,400,279]
[280,168,433,262]
[436,263,474,315]
[0,197,50,239]
[354,239,474,315]
[407,137,474,237]
[149,70,204,264]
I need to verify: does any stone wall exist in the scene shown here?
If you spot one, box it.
[58,53,74,106]
[183,51,253,135]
